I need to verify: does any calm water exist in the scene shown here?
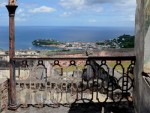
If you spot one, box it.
[0,26,134,50]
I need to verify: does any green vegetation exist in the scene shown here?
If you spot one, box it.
[49,49,69,52]
[63,65,84,72]
[107,61,131,71]
[117,34,135,48]
[32,39,63,46]
[97,34,135,48]
[107,61,134,79]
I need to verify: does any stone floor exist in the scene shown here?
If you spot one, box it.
[2,103,135,113]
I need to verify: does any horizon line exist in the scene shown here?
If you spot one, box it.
[0,25,135,28]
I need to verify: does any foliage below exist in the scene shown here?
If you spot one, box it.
[96,34,135,48]
[32,39,63,46]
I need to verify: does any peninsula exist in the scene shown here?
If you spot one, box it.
[32,39,63,46]
[32,34,135,50]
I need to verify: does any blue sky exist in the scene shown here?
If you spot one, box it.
[0,0,136,27]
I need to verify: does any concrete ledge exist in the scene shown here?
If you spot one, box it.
[0,78,8,113]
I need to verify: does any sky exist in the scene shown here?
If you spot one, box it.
[0,0,136,27]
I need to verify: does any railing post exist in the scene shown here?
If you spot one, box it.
[6,5,18,110]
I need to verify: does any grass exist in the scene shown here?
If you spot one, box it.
[107,61,131,72]
[53,61,134,78]
[63,65,84,72]
[54,61,132,72]
[107,61,134,79]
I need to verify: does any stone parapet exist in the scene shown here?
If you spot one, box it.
[0,78,8,112]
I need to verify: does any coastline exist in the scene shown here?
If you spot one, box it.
[32,34,134,51]
[38,44,65,49]
[0,26,134,50]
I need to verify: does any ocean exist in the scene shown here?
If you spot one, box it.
[0,26,134,50]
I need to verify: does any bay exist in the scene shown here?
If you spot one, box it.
[0,26,134,50]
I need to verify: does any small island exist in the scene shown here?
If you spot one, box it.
[32,39,63,46]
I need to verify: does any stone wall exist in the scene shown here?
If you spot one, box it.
[0,79,8,112]
[144,0,150,72]
[135,0,150,113]
[97,49,134,56]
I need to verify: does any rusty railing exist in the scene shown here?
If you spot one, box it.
[11,56,135,108]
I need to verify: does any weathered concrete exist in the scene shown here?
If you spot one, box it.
[134,0,144,113]
[0,78,8,112]
[134,0,150,113]
[2,103,134,113]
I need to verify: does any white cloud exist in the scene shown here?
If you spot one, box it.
[60,0,135,14]
[88,19,97,23]
[16,9,27,17]
[61,12,72,16]
[16,9,24,14]
[113,0,136,20]
[29,6,56,13]
[92,7,103,13]
[117,0,135,7]
[60,0,126,9]
[115,0,136,11]
[129,15,135,22]
[85,0,125,4]
[15,17,26,22]
[0,1,7,7]
[16,8,28,22]
[60,0,85,9]
[60,0,104,14]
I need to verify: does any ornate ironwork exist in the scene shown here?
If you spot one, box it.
[12,56,135,108]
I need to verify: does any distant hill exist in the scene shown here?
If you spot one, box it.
[96,34,135,48]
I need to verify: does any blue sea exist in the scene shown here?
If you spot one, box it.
[0,26,134,50]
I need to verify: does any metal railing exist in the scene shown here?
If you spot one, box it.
[11,56,135,108]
